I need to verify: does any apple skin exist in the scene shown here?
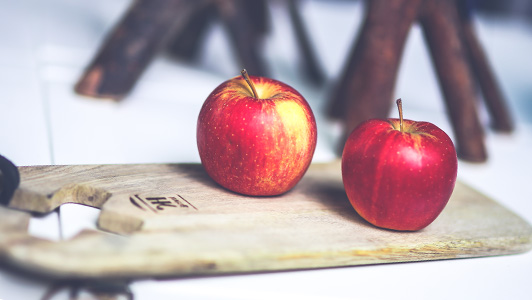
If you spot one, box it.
[341,118,458,231]
[197,74,317,196]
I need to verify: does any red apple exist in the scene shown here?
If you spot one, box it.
[341,99,457,231]
[197,70,317,196]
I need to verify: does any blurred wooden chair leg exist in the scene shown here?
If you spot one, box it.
[167,1,217,62]
[419,0,487,162]
[288,0,326,86]
[216,0,269,77]
[327,0,512,162]
[75,0,335,101]
[327,0,423,153]
[75,0,199,100]
[241,0,271,37]
[456,0,514,132]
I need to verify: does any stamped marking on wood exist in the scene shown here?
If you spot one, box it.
[129,194,198,213]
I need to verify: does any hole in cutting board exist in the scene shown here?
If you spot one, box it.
[59,203,101,240]
[28,204,102,241]
[28,211,61,241]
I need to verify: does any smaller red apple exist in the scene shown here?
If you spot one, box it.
[341,99,458,231]
[197,70,317,196]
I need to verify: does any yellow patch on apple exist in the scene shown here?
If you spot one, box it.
[275,100,313,151]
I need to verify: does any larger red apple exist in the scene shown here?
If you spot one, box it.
[342,99,457,231]
[197,70,317,196]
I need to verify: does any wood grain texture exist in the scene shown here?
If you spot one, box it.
[1,162,531,280]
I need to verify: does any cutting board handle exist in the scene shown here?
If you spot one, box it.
[0,154,20,206]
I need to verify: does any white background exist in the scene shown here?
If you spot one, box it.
[1,0,532,299]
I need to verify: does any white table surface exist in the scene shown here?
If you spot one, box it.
[1,0,532,299]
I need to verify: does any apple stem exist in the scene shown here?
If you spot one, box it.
[396,98,404,132]
[241,69,259,99]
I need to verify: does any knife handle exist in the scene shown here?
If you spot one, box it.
[0,154,20,206]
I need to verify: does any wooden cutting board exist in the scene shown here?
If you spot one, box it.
[1,161,531,280]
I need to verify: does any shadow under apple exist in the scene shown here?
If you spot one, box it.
[291,177,372,228]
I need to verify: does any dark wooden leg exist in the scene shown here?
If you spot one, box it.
[328,0,423,152]
[456,0,514,132]
[167,2,217,61]
[288,0,326,85]
[241,0,270,37]
[75,0,197,100]
[419,0,487,162]
[216,0,269,76]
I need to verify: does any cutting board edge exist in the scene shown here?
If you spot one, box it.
[2,226,531,281]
